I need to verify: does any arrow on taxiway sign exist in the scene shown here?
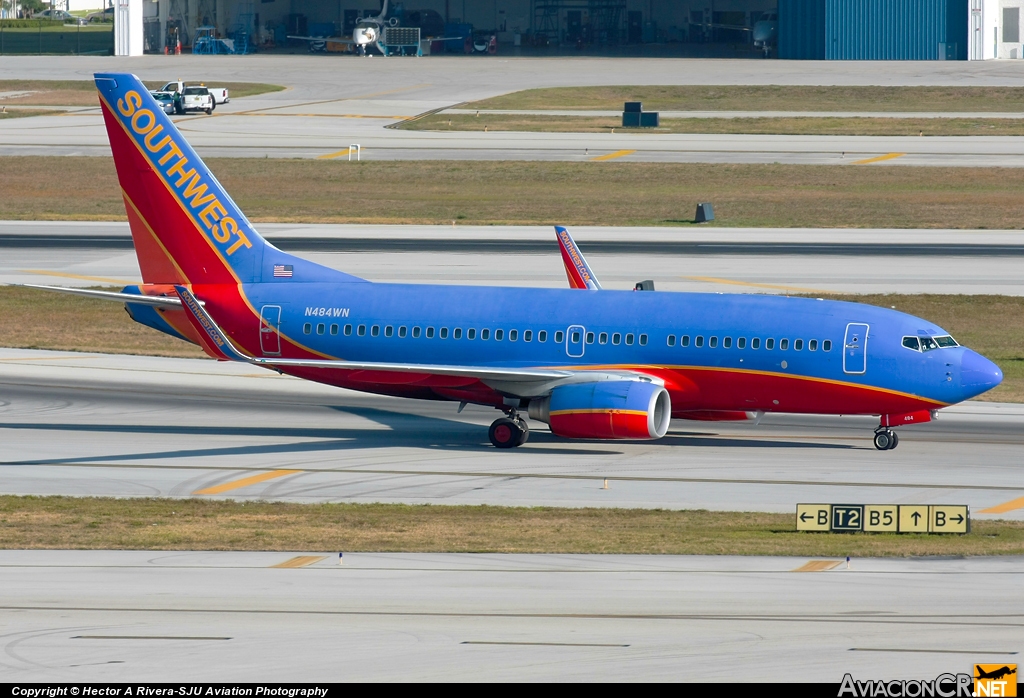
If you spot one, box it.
[952,514,964,524]
[912,512,922,524]
[800,512,812,522]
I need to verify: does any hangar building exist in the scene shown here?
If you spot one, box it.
[121,0,1020,59]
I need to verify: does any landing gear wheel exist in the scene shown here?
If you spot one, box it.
[887,432,899,450]
[489,417,525,449]
[874,430,894,451]
[514,418,530,446]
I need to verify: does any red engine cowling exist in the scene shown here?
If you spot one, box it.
[528,380,671,440]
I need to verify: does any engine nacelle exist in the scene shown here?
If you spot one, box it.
[529,380,671,440]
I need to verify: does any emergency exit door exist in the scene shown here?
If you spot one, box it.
[260,305,282,356]
[843,323,869,374]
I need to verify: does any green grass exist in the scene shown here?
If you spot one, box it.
[466,85,1024,113]
[406,113,1024,137]
[1,496,1020,555]
[6,156,1024,230]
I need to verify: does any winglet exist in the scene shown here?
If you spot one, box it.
[555,226,602,290]
[174,285,251,362]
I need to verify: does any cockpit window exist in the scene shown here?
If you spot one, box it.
[902,336,920,351]
[934,335,958,348]
[920,336,939,352]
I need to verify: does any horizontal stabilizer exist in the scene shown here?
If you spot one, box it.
[19,284,192,308]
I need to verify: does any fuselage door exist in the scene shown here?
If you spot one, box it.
[260,304,282,356]
[843,323,869,374]
[566,325,585,358]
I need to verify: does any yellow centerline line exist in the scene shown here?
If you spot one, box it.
[979,496,1024,515]
[852,152,906,165]
[317,147,356,160]
[793,560,842,572]
[21,269,138,285]
[271,555,327,569]
[683,275,835,295]
[193,469,301,495]
[590,149,636,161]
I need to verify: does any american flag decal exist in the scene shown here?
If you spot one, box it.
[273,264,293,278]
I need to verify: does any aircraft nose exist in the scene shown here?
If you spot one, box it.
[960,349,1003,395]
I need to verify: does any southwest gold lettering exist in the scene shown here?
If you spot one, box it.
[218,217,238,243]
[131,109,156,135]
[225,230,252,255]
[199,201,226,228]
[166,157,191,183]
[158,141,183,166]
[117,90,142,117]
[144,125,170,153]
[181,173,216,209]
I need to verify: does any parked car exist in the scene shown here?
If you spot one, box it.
[85,7,114,23]
[180,86,215,115]
[32,9,87,24]
[160,81,229,105]
[150,91,183,116]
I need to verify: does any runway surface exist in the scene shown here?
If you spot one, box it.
[5,221,1024,296]
[2,348,1022,519]
[1,550,1021,681]
[4,55,1024,165]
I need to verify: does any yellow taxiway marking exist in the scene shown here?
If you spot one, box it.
[590,149,636,161]
[852,152,906,165]
[193,470,301,496]
[21,269,138,285]
[684,276,834,295]
[979,496,1024,514]
[793,560,842,572]
[248,113,410,119]
[318,147,357,160]
[271,555,327,569]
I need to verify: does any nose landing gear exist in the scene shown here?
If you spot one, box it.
[873,427,899,450]
[489,408,530,449]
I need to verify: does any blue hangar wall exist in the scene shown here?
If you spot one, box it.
[779,0,969,59]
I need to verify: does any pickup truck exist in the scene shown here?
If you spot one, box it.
[180,86,215,114]
[159,81,230,105]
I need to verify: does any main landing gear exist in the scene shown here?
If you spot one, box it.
[873,427,899,451]
[489,409,530,449]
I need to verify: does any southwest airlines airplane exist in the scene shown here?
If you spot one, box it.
[32,73,1004,450]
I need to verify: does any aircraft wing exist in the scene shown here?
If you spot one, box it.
[555,226,602,290]
[174,285,656,396]
[287,35,356,45]
[18,284,190,308]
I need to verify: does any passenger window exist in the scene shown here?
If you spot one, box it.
[809,339,818,351]
[303,323,312,335]
[384,325,393,337]
[317,323,325,335]
[481,329,490,340]
[344,324,352,336]
[751,338,760,349]
[681,335,690,347]
[454,328,462,339]
[599,332,608,344]
[766,338,775,350]
[371,325,380,337]
[426,327,435,339]
[695,336,704,347]
[667,335,676,347]
[639,334,647,346]
[723,337,731,348]
[357,324,366,336]
[780,339,788,350]
[509,329,517,341]
[920,336,938,352]
[555,331,564,343]
[538,330,547,342]
[586,332,595,344]
[570,330,580,343]
[524,330,532,342]
[399,326,407,338]
[468,328,476,340]
[794,339,803,351]
[331,324,338,335]
[625,333,634,345]
[495,329,504,341]
[709,336,718,348]
[823,340,832,351]
[612,333,620,345]
[412,326,421,338]
[440,327,448,339]
[737,337,745,349]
